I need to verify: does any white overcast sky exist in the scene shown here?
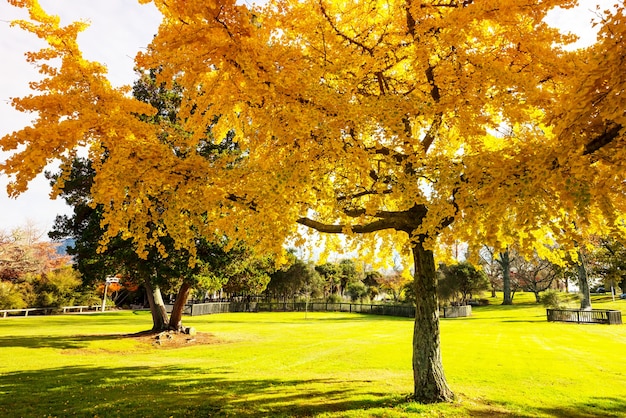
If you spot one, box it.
[0,0,162,234]
[0,0,617,235]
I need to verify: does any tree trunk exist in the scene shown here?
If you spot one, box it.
[411,241,454,403]
[499,250,512,305]
[534,291,541,303]
[145,281,169,331]
[577,252,592,310]
[169,282,192,332]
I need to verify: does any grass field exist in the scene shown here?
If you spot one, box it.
[1,293,625,417]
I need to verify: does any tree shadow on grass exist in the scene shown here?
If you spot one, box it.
[0,365,405,417]
[464,396,626,418]
[499,318,546,323]
[0,313,152,331]
[2,363,620,417]
[440,316,545,323]
[0,333,132,350]
[536,397,626,418]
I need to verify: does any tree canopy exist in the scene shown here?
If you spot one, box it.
[3,0,625,258]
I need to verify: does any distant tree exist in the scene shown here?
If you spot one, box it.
[480,247,518,304]
[301,268,325,301]
[315,263,342,298]
[0,226,76,309]
[338,259,360,296]
[0,281,27,310]
[438,262,489,305]
[312,259,365,299]
[589,238,626,295]
[346,281,368,303]
[479,246,502,298]
[511,254,559,303]
[376,272,411,303]
[221,246,275,296]
[30,265,82,308]
[575,250,593,311]
[266,251,322,301]
[0,227,69,282]
[363,270,383,300]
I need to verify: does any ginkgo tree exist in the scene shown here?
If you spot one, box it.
[3,0,626,404]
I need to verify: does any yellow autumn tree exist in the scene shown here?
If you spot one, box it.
[3,0,625,404]
[548,3,626,242]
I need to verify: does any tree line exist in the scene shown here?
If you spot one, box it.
[5,217,622,314]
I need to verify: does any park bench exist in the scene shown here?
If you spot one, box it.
[546,308,622,325]
[0,307,54,318]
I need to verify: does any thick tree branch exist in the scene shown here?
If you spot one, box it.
[298,204,429,235]
[422,113,442,153]
[583,123,623,155]
[425,65,441,102]
[297,217,395,234]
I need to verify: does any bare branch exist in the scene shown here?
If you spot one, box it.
[319,1,374,56]
[336,188,393,202]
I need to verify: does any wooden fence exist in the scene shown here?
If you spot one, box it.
[174,301,417,318]
[190,302,252,316]
[255,302,416,318]
[0,307,54,318]
[1,305,104,318]
[546,309,622,325]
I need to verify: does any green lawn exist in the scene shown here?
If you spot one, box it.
[1,294,625,417]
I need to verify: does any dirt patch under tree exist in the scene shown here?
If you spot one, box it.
[131,330,221,349]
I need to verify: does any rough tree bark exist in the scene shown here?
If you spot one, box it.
[144,281,170,331]
[169,281,192,332]
[412,241,455,403]
[577,252,592,310]
[498,250,513,305]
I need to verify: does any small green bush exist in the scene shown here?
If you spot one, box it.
[326,293,342,303]
[0,281,28,310]
[541,290,564,309]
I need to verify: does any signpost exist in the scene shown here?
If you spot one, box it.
[102,276,120,312]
